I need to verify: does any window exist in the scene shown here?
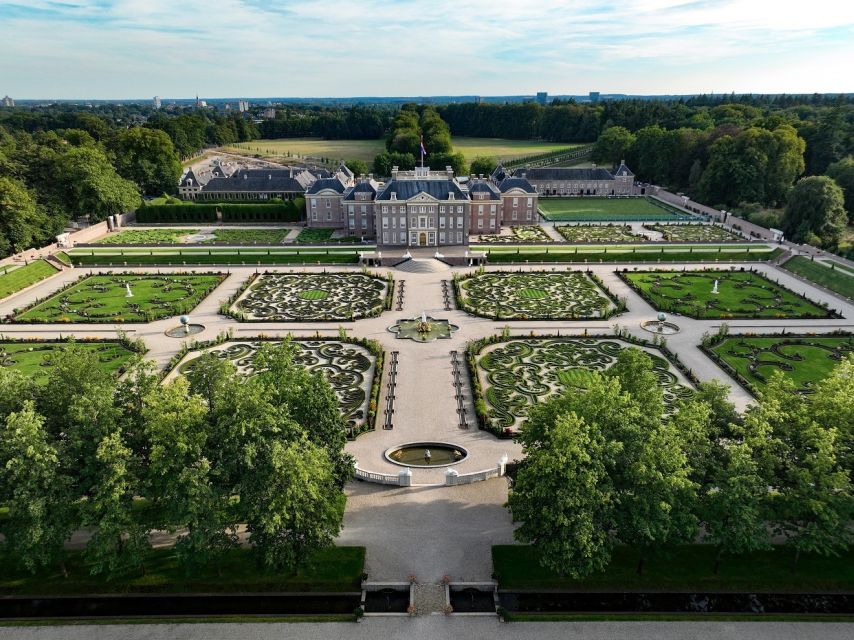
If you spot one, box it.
[439,217,445,228]
[420,206,426,213]
[527,197,533,206]
[457,205,463,213]
[439,232,445,243]
[400,216,405,228]
[392,217,396,229]
[360,205,366,213]
[428,232,435,244]
[456,216,463,227]
[382,206,388,213]
[419,217,428,229]
[326,199,331,208]
[456,231,462,243]
[439,205,445,213]
[311,210,317,221]
[326,211,331,221]
[399,231,405,243]
[361,217,367,229]
[383,218,388,229]
[477,219,483,229]
[512,211,517,220]
[513,198,518,207]
[348,212,355,229]
[410,232,418,244]
[490,204,496,213]
[411,217,417,227]
[382,232,388,243]
[310,199,317,208]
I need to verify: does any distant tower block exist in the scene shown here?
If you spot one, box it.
[153,96,161,109]
[589,91,600,103]
[1,95,14,107]
[536,91,548,106]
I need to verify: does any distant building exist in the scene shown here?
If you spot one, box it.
[178,162,333,201]
[1,95,14,107]
[536,91,548,106]
[262,108,276,119]
[589,91,600,103]
[493,160,635,196]
[153,96,161,109]
[194,95,207,108]
[238,100,249,112]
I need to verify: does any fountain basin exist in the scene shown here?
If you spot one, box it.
[384,442,468,468]
[165,323,206,338]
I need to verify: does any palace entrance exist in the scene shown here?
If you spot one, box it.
[418,232,428,246]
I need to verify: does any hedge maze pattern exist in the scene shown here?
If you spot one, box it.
[232,273,389,321]
[476,338,691,429]
[556,224,642,243]
[176,340,376,427]
[644,223,743,242]
[477,225,553,244]
[620,269,833,319]
[456,271,617,320]
[14,274,225,323]
[708,335,854,394]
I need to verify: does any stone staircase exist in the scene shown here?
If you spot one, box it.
[395,258,451,273]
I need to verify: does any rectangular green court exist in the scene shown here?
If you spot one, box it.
[0,259,60,299]
[538,197,695,222]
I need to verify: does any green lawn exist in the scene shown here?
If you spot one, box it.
[14,274,226,323]
[539,197,694,222]
[204,229,291,244]
[781,256,854,299]
[95,229,198,245]
[620,269,831,319]
[708,335,854,394]
[67,248,361,267]
[0,547,365,595]
[293,228,362,244]
[0,341,138,382]
[224,137,582,164]
[0,260,60,300]
[493,545,854,592]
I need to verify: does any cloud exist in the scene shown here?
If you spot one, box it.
[0,0,852,97]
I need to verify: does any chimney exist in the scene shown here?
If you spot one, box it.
[243,173,248,180]
[268,174,272,180]
[289,167,293,177]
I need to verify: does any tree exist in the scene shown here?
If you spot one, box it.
[54,146,141,221]
[702,443,770,573]
[742,372,853,565]
[826,157,854,222]
[83,430,150,577]
[810,354,854,476]
[509,411,616,577]
[244,437,346,571]
[0,402,77,575]
[110,127,182,196]
[782,175,847,248]
[0,176,46,257]
[344,159,369,177]
[469,156,498,177]
[592,126,636,168]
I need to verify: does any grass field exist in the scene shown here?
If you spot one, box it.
[0,260,60,300]
[621,270,831,319]
[708,335,854,393]
[14,274,226,323]
[492,545,854,592]
[225,137,583,164]
[539,197,693,222]
[67,248,361,267]
[781,256,854,299]
[0,341,138,381]
[0,547,364,595]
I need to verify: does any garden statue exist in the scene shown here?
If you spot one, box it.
[712,279,719,294]
[125,283,133,298]
[180,314,190,334]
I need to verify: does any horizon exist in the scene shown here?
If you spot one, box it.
[2,0,853,100]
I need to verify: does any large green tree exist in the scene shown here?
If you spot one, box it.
[826,157,854,222]
[110,127,182,196]
[592,126,636,168]
[54,146,141,222]
[781,175,847,248]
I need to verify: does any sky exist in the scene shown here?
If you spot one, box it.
[1,0,853,100]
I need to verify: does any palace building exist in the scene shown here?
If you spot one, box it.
[491,161,635,196]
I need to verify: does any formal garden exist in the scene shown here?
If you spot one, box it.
[227,272,392,322]
[469,337,692,431]
[477,226,553,244]
[95,228,292,245]
[12,273,226,323]
[555,223,643,243]
[538,197,694,222]
[643,223,744,242]
[0,259,60,300]
[619,269,836,319]
[454,270,622,320]
[0,339,140,382]
[293,228,363,244]
[172,338,382,434]
[703,333,854,395]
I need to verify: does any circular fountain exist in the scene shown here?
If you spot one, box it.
[165,314,206,338]
[641,311,680,335]
[384,442,468,468]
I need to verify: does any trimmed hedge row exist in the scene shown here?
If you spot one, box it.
[136,200,304,224]
[67,250,360,267]
[484,248,782,264]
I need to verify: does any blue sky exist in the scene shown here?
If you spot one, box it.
[1,0,853,99]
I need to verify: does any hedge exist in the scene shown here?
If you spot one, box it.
[136,200,305,224]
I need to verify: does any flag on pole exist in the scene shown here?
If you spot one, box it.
[420,135,427,167]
